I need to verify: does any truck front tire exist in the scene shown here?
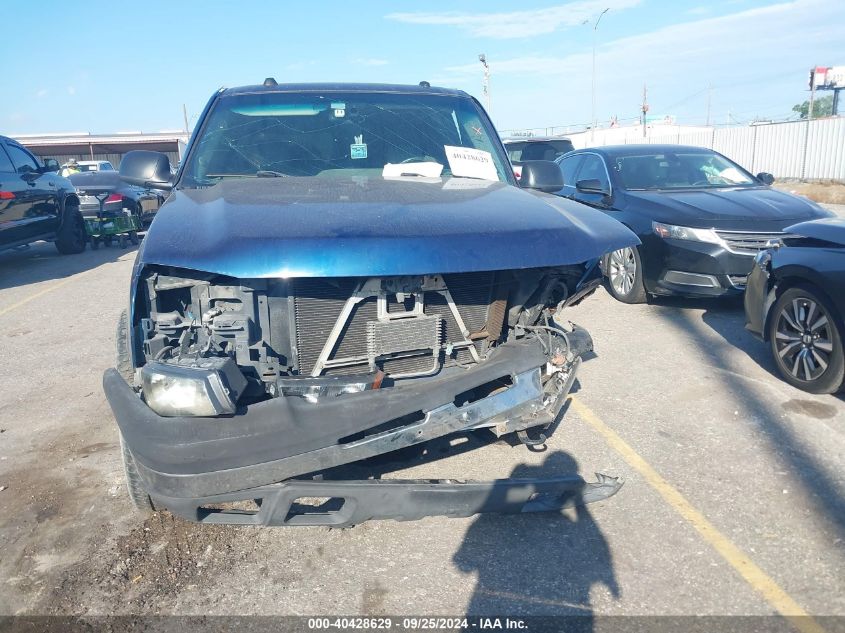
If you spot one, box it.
[115,309,155,512]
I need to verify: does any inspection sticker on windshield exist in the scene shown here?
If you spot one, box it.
[444,145,497,181]
[351,134,367,159]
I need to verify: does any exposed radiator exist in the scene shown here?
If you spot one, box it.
[292,273,495,377]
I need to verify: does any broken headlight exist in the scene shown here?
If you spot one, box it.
[276,372,384,403]
[140,357,247,417]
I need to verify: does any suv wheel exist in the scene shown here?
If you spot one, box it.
[115,310,155,511]
[55,203,87,254]
[604,247,647,304]
[769,285,844,394]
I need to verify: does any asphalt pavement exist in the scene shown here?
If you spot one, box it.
[0,218,843,625]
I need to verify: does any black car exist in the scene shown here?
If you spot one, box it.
[744,218,845,394]
[555,145,834,303]
[69,170,162,228]
[0,135,86,255]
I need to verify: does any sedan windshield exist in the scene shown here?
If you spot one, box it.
[612,151,757,190]
[181,91,512,187]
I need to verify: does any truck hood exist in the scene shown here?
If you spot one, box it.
[139,176,639,278]
[625,186,832,228]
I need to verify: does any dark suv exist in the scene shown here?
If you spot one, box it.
[503,136,575,162]
[106,81,638,527]
[0,135,86,255]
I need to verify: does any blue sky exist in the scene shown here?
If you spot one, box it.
[2,0,842,135]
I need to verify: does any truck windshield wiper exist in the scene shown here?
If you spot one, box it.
[256,170,287,178]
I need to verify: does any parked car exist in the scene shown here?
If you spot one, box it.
[554,145,834,303]
[503,136,574,179]
[104,81,638,527]
[77,160,116,172]
[0,135,86,255]
[69,170,161,227]
[503,136,574,162]
[744,218,845,394]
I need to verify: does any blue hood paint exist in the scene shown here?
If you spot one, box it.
[139,177,639,278]
[786,217,845,246]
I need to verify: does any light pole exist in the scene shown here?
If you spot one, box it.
[591,8,610,142]
[479,53,491,117]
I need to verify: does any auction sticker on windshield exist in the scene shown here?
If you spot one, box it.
[444,145,498,181]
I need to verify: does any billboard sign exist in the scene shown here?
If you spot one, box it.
[809,66,845,90]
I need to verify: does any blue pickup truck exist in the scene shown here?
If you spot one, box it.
[104,80,639,527]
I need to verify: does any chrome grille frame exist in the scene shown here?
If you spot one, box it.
[713,230,788,256]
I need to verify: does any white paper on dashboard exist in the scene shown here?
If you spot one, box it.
[382,162,444,178]
[444,145,498,181]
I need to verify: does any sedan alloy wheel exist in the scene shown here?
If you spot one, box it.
[770,286,844,393]
[774,297,833,381]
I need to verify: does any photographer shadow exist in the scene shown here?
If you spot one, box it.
[453,452,619,628]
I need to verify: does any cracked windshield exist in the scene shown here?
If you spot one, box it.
[182,92,511,186]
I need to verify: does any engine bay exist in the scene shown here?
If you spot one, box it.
[131,263,601,407]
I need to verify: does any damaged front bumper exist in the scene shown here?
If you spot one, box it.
[156,475,624,527]
[105,337,622,525]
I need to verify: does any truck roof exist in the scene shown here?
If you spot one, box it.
[220,82,469,98]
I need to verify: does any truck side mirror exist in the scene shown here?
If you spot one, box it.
[518,160,565,193]
[120,151,173,190]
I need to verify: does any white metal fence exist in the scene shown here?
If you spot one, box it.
[564,118,845,181]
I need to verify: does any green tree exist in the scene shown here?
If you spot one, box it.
[792,94,834,118]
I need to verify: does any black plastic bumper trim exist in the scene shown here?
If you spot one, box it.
[154,474,624,527]
[106,339,559,498]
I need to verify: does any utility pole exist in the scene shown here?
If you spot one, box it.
[183,104,190,133]
[705,83,712,127]
[641,84,649,138]
[808,68,816,120]
[590,7,610,142]
[802,67,816,181]
[478,54,491,118]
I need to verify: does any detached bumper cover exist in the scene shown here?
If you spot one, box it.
[743,262,774,339]
[105,339,574,502]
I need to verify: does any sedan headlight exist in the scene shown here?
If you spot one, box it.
[652,222,722,244]
[141,357,247,417]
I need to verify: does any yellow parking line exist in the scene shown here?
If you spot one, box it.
[569,396,826,633]
[0,269,95,318]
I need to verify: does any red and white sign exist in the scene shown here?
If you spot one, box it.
[810,66,845,90]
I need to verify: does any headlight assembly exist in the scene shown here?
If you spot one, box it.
[141,357,248,417]
[652,222,722,245]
